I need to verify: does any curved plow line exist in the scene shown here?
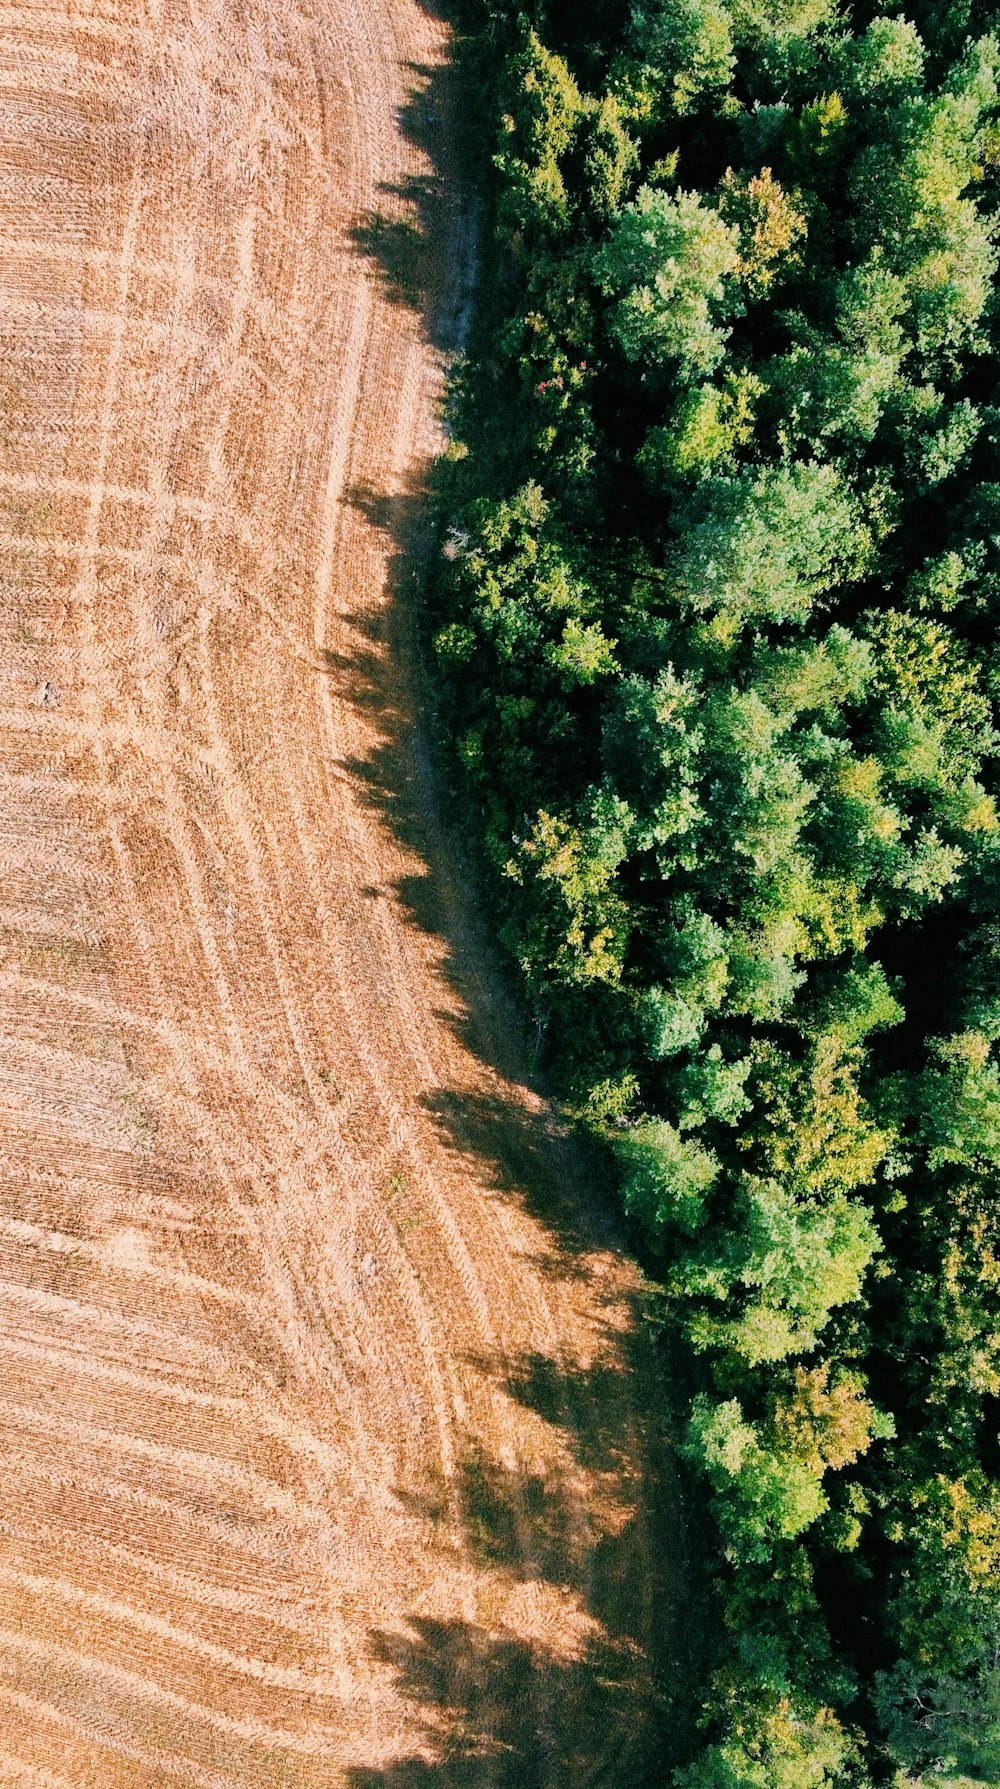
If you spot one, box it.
[0,1329,262,1422]
[0,1625,344,1755]
[0,1307,435,1504]
[0,1457,317,1571]
[0,236,234,298]
[0,1562,350,1697]
[0,529,190,569]
[0,1216,254,1308]
[0,1515,322,1639]
[0,1746,77,1789]
[0,1402,316,1518]
[0,1683,245,1789]
[0,9,131,34]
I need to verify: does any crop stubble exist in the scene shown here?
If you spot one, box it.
[0,1,669,1783]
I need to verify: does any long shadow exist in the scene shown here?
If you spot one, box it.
[326,14,684,1784]
[347,1617,662,1789]
[350,45,477,354]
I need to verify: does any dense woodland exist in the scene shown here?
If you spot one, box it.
[430,2,1000,1782]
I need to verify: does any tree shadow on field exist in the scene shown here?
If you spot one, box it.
[327,16,683,1786]
[347,1614,661,1789]
[350,41,476,352]
[322,572,682,1782]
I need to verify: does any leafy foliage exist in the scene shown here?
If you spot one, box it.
[434,2,1000,1783]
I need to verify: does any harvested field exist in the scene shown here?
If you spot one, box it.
[0,2,673,1783]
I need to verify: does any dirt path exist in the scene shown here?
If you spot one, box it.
[0,3,672,1783]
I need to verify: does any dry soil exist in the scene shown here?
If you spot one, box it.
[0,2,672,1783]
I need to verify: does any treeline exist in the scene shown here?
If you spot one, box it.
[431,2,1000,1783]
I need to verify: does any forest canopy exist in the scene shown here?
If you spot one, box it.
[433,2,1000,1783]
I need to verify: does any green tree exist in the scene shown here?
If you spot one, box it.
[685,1395,830,1559]
[495,32,584,235]
[670,462,872,629]
[431,7,1000,1785]
[594,185,740,374]
[878,1475,1000,1783]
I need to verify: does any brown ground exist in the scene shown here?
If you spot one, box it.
[0,3,674,1783]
